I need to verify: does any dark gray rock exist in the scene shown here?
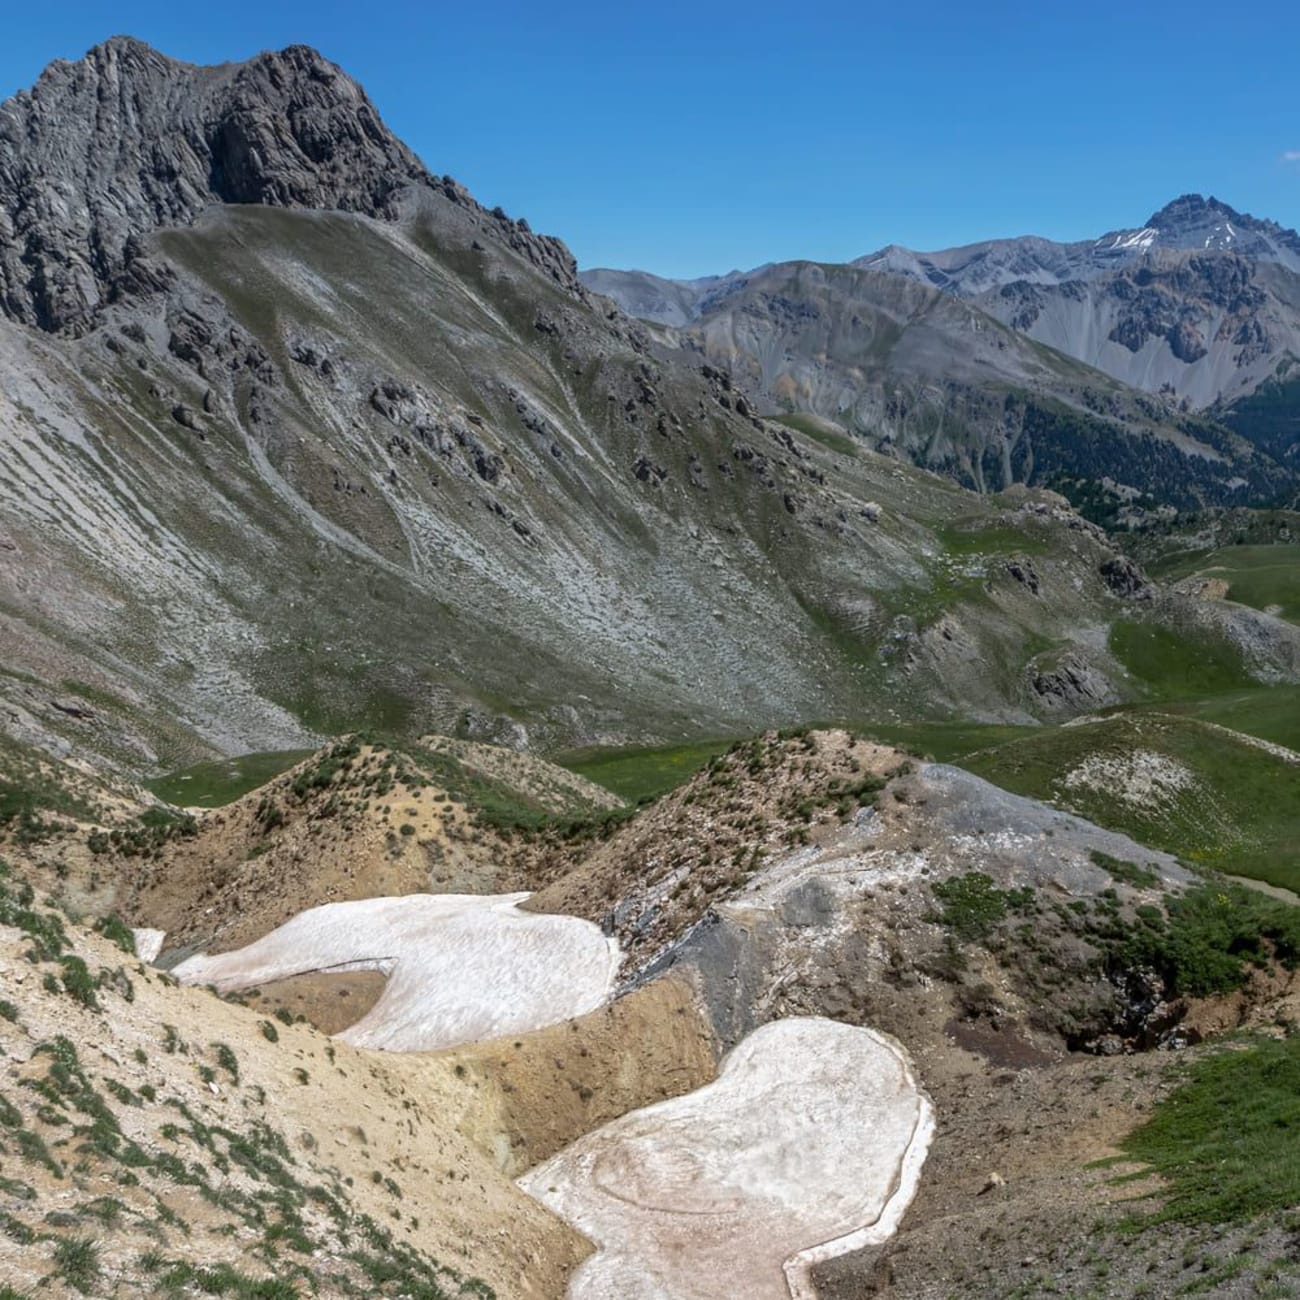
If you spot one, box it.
[1027,653,1118,714]
[0,37,585,334]
[1099,554,1152,599]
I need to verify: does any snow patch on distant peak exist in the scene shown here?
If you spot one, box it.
[1204,222,1238,249]
[1099,227,1158,252]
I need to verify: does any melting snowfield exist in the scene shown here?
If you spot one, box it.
[518,1017,933,1300]
[172,893,621,1051]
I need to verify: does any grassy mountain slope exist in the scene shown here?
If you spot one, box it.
[964,713,1300,889]
[2,193,1205,776]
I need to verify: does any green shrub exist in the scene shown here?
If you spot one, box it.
[1117,883,1300,997]
[932,872,1035,940]
[255,797,286,831]
[52,1237,100,1293]
[94,914,136,954]
[15,1126,62,1176]
[0,865,68,960]
[214,1043,239,1083]
[1090,849,1159,889]
[89,806,197,859]
[57,955,99,1010]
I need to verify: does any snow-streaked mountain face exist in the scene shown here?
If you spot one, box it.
[1134,195,1300,269]
[582,196,1300,432]
[856,197,1300,412]
[853,196,1300,296]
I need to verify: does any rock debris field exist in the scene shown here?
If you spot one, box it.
[174,894,933,1297]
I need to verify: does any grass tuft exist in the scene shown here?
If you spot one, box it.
[1122,1035,1300,1226]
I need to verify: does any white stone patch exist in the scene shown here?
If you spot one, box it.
[945,829,1040,858]
[172,893,620,1052]
[737,844,932,913]
[1061,749,1197,811]
[518,1017,933,1300]
[1194,719,1300,766]
[131,928,166,963]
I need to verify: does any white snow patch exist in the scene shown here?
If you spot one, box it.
[172,894,621,1052]
[131,928,166,963]
[1103,227,1158,252]
[1061,749,1197,811]
[518,1017,933,1300]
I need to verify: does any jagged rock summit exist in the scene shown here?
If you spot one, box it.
[1,37,432,332]
[1129,193,1300,266]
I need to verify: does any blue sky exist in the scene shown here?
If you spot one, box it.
[3,1,1298,278]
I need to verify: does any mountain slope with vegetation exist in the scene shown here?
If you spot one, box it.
[4,40,1276,782]
[7,33,1300,1300]
[584,196,1300,509]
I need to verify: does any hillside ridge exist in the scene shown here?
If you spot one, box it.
[0,37,580,334]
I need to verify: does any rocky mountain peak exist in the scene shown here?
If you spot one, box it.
[1146,192,1241,231]
[0,37,433,332]
[1135,192,1300,262]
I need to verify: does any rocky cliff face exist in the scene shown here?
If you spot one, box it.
[0,37,583,334]
[0,38,423,331]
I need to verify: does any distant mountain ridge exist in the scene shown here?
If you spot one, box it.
[585,196,1300,326]
[582,196,1300,481]
[856,195,1300,293]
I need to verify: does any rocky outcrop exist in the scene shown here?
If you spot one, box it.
[1027,652,1119,715]
[0,37,584,333]
[0,40,410,330]
[1099,554,1152,599]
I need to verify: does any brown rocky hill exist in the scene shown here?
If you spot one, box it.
[6,729,1300,1296]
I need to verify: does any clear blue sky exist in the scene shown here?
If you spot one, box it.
[4,1,1298,278]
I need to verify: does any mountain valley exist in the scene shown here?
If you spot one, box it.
[2,33,1300,1300]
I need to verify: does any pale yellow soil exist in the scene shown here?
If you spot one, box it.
[447,973,719,1176]
[0,922,587,1299]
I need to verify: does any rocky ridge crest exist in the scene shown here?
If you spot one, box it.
[0,37,579,333]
